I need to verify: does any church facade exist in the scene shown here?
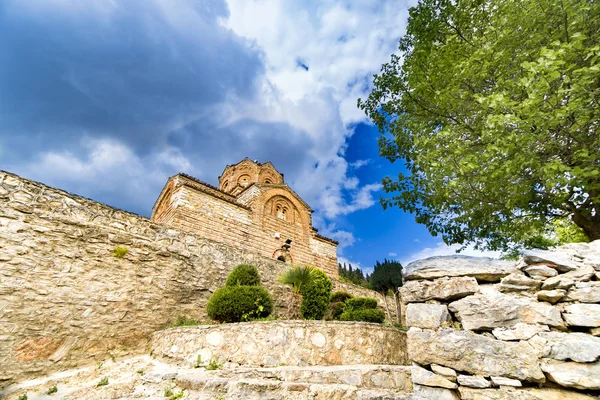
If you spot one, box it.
[151,158,339,278]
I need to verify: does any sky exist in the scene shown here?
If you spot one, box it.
[0,0,499,273]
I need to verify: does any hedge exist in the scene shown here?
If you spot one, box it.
[225,264,261,287]
[206,286,273,322]
[330,291,353,303]
[344,297,378,311]
[339,308,385,323]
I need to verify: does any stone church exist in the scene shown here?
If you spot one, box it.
[151,158,339,278]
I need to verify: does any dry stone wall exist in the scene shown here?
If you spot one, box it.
[0,170,387,387]
[401,243,600,399]
[150,320,408,368]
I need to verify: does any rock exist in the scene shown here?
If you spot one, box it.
[541,359,600,390]
[448,292,563,330]
[405,304,452,330]
[490,376,522,387]
[565,281,600,303]
[523,265,558,280]
[591,327,600,336]
[498,273,541,292]
[413,384,460,400]
[431,364,457,382]
[492,323,548,341]
[407,328,545,382]
[522,250,579,272]
[542,265,595,290]
[536,289,566,304]
[459,386,598,400]
[540,332,600,362]
[563,304,600,327]
[400,277,478,303]
[457,375,491,388]
[411,365,458,389]
[404,256,517,282]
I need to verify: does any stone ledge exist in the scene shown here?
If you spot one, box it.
[151,321,408,368]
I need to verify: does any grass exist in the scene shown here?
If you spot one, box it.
[170,315,199,327]
[97,378,109,387]
[47,386,57,395]
[164,387,184,399]
[204,358,223,371]
[113,246,128,258]
[18,395,28,400]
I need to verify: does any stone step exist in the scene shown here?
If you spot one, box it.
[176,364,412,392]
[183,378,414,400]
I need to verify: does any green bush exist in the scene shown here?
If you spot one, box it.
[324,301,346,321]
[207,286,273,323]
[344,297,378,311]
[299,269,332,320]
[339,308,385,323]
[225,264,261,287]
[330,291,353,303]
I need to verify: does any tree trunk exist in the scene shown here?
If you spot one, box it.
[393,291,402,325]
[380,293,393,324]
[571,211,600,241]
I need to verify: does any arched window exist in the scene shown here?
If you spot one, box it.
[265,179,272,184]
[277,256,286,262]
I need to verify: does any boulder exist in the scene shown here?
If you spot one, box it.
[498,273,541,292]
[411,365,458,389]
[541,359,600,390]
[407,328,545,382]
[448,292,563,330]
[406,303,452,330]
[490,376,522,387]
[459,387,598,400]
[536,289,566,304]
[492,323,548,341]
[457,375,491,388]
[563,304,600,327]
[431,364,457,382]
[565,281,600,303]
[400,277,478,303]
[523,265,558,280]
[413,384,460,400]
[540,332,600,363]
[522,249,579,272]
[404,256,517,282]
[541,265,595,290]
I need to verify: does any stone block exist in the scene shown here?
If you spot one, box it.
[459,386,598,400]
[522,249,579,272]
[404,256,517,282]
[400,276,478,303]
[540,331,600,363]
[563,304,600,327]
[523,265,558,280]
[490,376,522,387]
[431,364,457,381]
[498,273,541,292]
[407,328,545,382]
[492,323,548,341]
[565,281,600,303]
[541,265,595,290]
[536,289,566,304]
[405,303,451,329]
[457,375,491,388]
[411,365,457,389]
[448,292,563,330]
[541,359,600,390]
[413,384,460,400]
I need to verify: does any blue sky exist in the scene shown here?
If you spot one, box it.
[0,0,498,273]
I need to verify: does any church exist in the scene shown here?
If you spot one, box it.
[151,158,339,278]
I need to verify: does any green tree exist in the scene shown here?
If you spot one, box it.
[359,0,600,252]
[370,259,403,324]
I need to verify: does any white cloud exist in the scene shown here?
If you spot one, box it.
[349,159,371,169]
[400,242,502,266]
[388,252,398,257]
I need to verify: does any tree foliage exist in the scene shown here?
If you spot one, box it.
[338,262,370,288]
[359,0,600,252]
[225,264,261,287]
[299,268,332,320]
[369,259,403,324]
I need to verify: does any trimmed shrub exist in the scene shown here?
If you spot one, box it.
[344,297,378,311]
[207,286,273,323]
[225,264,261,287]
[299,269,332,320]
[330,291,353,303]
[324,301,346,321]
[339,308,385,323]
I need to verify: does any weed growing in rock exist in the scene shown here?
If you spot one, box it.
[164,387,184,399]
[194,354,202,368]
[17,395,27,400]
[113,246,128,258]
[170,315,199,327]
[47,386,57,395]
[97,378,109,387]
[204,358,223,370]
[137,369,145,375]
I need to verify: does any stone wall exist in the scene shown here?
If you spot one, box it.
[151,320,408,368]
[0,170,388,387]
[401,242,600,399]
